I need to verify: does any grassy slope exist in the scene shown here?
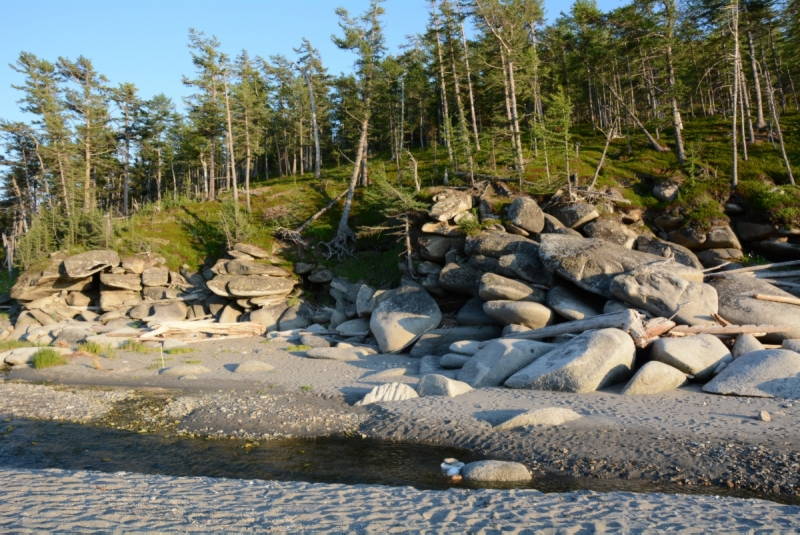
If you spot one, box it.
[90,113,800,289]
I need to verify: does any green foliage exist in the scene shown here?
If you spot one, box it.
[78,341,115,357]
[119,340,155,353]
[0,340,38,351]
[15,208,110,269]
[738,181,800,227]
[286,344,311,352]
[164,347,194,355]
[31,349,67,369]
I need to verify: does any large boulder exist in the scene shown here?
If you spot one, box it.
[634,236,703,270]
[410,325,500,357]
[650,334,731,381]
[581,218,637,248]
[99,290,141,311]
[505,328,636,392]
[455,299,500,327]
[539,234,703,298]
[418,235,461,262]
[710,275,800,340]
[429,190,472,222]
[249,304,289,331]
[478,273,544,303]
[461,460,531,482]
[546,286,600,321]
[464,231,539,259]
[226,260,289,277]
[621,361,687,395]
[62,250,120,278]
[226,275,295,298]
[457,338,554,387]
[482,301,552,329]
[549,202,599,228]
[703,349,800,398]
[438,262,481,295]
[233,242,271,259]
[356,382,419,405]
[506,197,545,234]
[100,273,142,291]
[370,283,441,353]
[609,266,718,325]
[141,267,169,287]
[148,301,188,322]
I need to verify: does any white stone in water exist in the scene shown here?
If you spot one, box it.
[356,382,419,406]
[461,460,532,482]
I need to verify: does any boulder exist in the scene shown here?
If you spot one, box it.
[234,360,275,374]
[299,333,331,348]
[226,260,290,277]
[449,340,484,355]
[703,349,800,398]
[121,255,146,274]
[226,275,295,298]
[478,273,544,303]
[505,328,635,392]
[549,202,599,228]
[653,181,679,202]
[417,374,472,397]
[160,364,211,378]
[494,407,583,430]
[65,292,92,307]
[305,346,372,361]
[418,235,461,262]
[308,269,334,284]
[482,301,552,329]
[420,222,463,236]
[736,221,777,242]
[336,318,370,337]
[440,353,471,368]
[458,339,554,387]
[710,275,800,339]
[539,234,703,298]
[278,305,311,331]
[217,305,241,323]
[100,273,142,291]
[456,298,500,326]
[233,242,271,259]
[438,262,481,295]
[705,225,742,250]
[99,290,141,311]
[355,285,377,317]
[294,262,315,275]
[546,286,600,321]
[506,197,545,234]
[249,305,288,331]
[429,190,472,222]
[148,301,188,322]
[634,236,703,270]
[464,231,539,259]
[370,283,441,353]
[621,361,687,395]
[410,326,501,357]
[356,382,419,405]
[581,218,637,248]
[609,266,718,325]
[62,250,120,279]
[650,334,731,381]
[141,267,169,287]
[733,334,765,358]
[461,460,531,482]
[784,339,800,353]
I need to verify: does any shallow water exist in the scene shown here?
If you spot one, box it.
[0,417,797,504]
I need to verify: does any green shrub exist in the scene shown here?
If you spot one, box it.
[31,349,68,369]
[164,347,194,355]
[118,340,155,353]
[78,341,115,357]
[738,181,800,227]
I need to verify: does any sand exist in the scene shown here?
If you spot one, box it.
[1,467,799,534]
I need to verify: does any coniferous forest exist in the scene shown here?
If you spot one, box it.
[1,0,798,272]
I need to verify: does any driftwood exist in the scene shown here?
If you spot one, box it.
[753,293,800,306]
[139,320,265,341]
[507,309,649,346]
[755,270,800,279]
[705,260,800,278]
[668,323,791,336]
[637,317,678,348]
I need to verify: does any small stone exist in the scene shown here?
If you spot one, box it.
[759,410,772,422]
[416,374,472,397]
[461,460,531,482]
[356,382,419,405]
[336,318,370,337]
[482,300,552,329]
[494,407,583,430]
[234,360,275,374]
[308,269,334,284]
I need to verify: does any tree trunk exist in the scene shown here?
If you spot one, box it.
[330,109,370,253]
[764,66,796,185]
[244,108,252,212]
[434,22,454,167]
[224,78,238,218]
[663,0,686,163]
[748,31,767,129]
[731,0,741,188]
[607,83,669,152]
[460,21,480,151]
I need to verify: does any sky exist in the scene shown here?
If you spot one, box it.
[0,0,626,124]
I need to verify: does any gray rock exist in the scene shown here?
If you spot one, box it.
[100,273,142,291]
[160,364,211,377]
[449,339,484,355]
[355,284,377,317]
[461,460,531,482]
[336,318,370,337]
[226,260,289,277]
[711,275,800,339]
[703,349,800,398]
[250,304,288,331]
[370,283,441,353]
[496,253,552,286]
[543,213,581,236]
[227,275,295,298]
[736,221,777,242]
[494,407,583,430]
[305,346,372,361]
[697,248,743,268]
[549,202,599,228]
[217,305,241,323]
[234,360,275,374]
[294,262,315,275]
[410,325,501,357]
[546,286,601,321]
[99,290,141,312]
[479,273,544,303]
[784,339,800,353]
[429,190,472,222]
[482,300,552,329]
[420,222,463,236]
[609,266,718,325]
[653,181,679,202]
[456,298,499,326]
[705,225,742,250]
[650,334,731,381]
[603,300,630,314]
[634,236,703,270]
[62,250,120,278]
[458,338,554,387]
[417,374,472,397]
[299,334,331,348]
[148,301,188,322]
[418,355,442,376]
[668,226,707,249]
[621,361,687,395]
[440,353,471,368]
[539,234,703,298]
[356,382,419,405]
[733,334,765,357]
[2,346,71,367]
[581,218,637,248]
[506,197,545,234]
[141,267,169,287]
[233,242,271,259]
[505,328,635,392]
[308,269,334,284]
[418,235,461,262]
[278,305,311,331]
[438,262,481,295]
[464,231,539,259]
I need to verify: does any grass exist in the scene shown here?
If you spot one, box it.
[286,344,311,352]
[183,359,202,364]
[31,349,68,369]
[0,340,38,351]
[299,385,313,392]
[118,340,156,353]
[164,347,194,355]
[78,341,115,357]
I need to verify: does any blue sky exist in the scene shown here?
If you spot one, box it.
[0,0,625,123]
